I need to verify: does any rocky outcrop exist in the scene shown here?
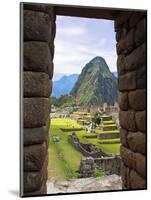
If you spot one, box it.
[47,175,122,194]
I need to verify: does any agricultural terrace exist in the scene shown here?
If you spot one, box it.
[48,116,121,180]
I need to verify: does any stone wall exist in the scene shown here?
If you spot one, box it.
[77,157,95,178]
[69,133,110,157]
[98,132,119,139]
[115,11,147,189]
[22,4,56,196]
[95,156,121,176]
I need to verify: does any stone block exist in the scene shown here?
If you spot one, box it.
[24,182,47,196]
[24,98,51,128]
[120,128,128,147]
[119,110,136,131]
[24,42,52,74]
[24,171,43,193]
[24,4,55,21]
[116,23,129,42]
[136,66,147,89]
[118,92,129,110]
[135,111,146,132]
[129,169,146,189]
[114,12,132,30]
[135,153,146,178]
[24,155,48,193]
[120,146,134,169]
[118,71,136,91]
[126,28,135,52]
[128,89,146,111]
[121,163,127,187]
[24,143,47,171]
[24,10,51,42]
[125,42,146,71]
[127,132,146,154]
[121,146,146,178]
[129,12,146,28]
[117,55,126,75]
[24,126,47,145]
[24,72,51,97]
[48,62,54,80]
[116,40,127,55]
[135,18,146,47]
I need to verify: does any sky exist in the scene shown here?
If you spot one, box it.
[53,16,117,80]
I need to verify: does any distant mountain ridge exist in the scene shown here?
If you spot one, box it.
[52,74,79,98]
[70,56,118,106]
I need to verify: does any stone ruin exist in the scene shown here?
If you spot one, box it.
[77,157,95,178]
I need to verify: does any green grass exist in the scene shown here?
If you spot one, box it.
[98,138,120,142]
[48,118,82,180]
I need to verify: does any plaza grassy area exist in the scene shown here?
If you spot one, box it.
[48,118,121,180]
[48,118,82,180]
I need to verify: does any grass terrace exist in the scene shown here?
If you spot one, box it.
[48,118,121,180]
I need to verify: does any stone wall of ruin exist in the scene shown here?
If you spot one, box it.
[22,4,56,196]
[95,156,121,175]
[115,12,147,189]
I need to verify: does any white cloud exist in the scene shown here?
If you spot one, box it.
[57,26,86,36]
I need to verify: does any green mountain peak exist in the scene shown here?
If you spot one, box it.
[70,56,118,106]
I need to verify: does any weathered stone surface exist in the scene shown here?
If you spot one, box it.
[24,143,47,171]
[114,13,131,30]
[120,128,128,147]
[24,72,51,97]
[121,163,127,187]
[48,62,54,79]
[117,55,126,75]
[135,153,146,178]
[24,98,50,128]
[128,89,146,111]
[24,182,47,196]
[129,169,146,189]
[24,171,43,193]
[135,18,146,47]
[121,146,146,178]
[126,28,135,52]
[116,23,129,42]
[129,12,146,28]
[24,155,48,193]
[47,175,122,194]
[116,39,127,55]
[24,4,55,20]
[24,42,52,74]
[24,126,47,145]
[121,163,131,188]
[24,10,51,41]
[120,146,134,169]
[136,66,147,89]
[118,92,129,110]
[125,42,146,71]
[118,71,136,91]
[135,111,146,132]
[119,111,136,131]
[127,132,146,154]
